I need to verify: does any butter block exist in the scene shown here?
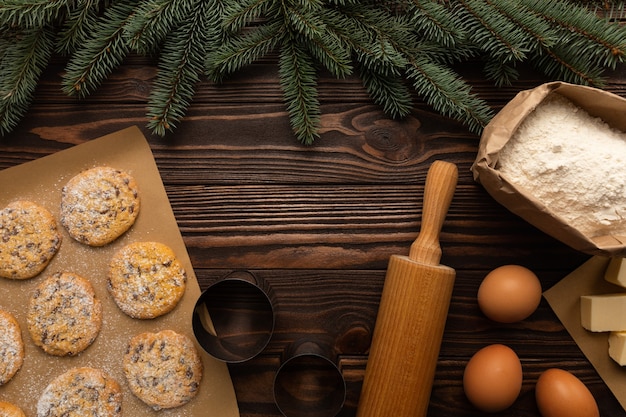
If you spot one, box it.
[580,294,626,332]
[605,257,626,288]
[609,331,626,366]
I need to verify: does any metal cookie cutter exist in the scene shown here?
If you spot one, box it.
[192,270,276,363]
[273,338,346,417]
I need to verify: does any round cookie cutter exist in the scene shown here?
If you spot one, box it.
[273,338,346,417]
[192,270,276,363]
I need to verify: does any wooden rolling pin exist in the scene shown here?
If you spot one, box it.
[356,160,458,417]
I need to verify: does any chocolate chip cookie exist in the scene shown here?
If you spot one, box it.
[60,166,140,246]
[108,241,187,319]
[27,272,102,356]
[37,367,122,417]
[0,309,24,385]
[123,330,202,410]
[0,200,61,279]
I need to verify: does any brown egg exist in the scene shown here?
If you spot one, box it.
[535,368,599,417]
[463,344,523,413]
[478,265,542,323]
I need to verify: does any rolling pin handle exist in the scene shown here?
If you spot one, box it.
[409,161,458,266]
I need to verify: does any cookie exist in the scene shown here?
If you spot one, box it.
[107,241,187,319]
[27,272,102,356]
[0,310,24,385]
[0,401,26,417]
[36,367,122,417]
[60,166,140,246]
[123,330,202,410]
[0,200,61,279]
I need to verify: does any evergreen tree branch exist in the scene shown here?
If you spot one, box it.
[524,0,626,67]
[0,0,74,27]
[279,37,321,145]
[359,64,413,118]
[206,19,283,82]
[303,27,353,78]
[405,54,494,134]
[532,44,607,85]
[407,0,461,47]
[61,0,135,98]
[466,0,559,85]
[124,0,194,54]
[222,0,272,33]
[483,56,519,87]
[55,0,100,54]
[453,0,531,62]
[0,0,625,142]
[146,0,215,136]
[330,4,407,76]
[0,26,55,135]
[282,1,326,40]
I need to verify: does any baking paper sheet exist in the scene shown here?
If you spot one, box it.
[544,256,626,411]
[0,126,239,417]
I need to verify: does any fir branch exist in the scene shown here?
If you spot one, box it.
[205,0,228,45]
[1,0,625,143]
[330,5,407,76]
[405,54,494,134]
[146,0,216,136]
[0,26,55,135]
[302,28,353,79]
[0,0,74,27]
[55,0,100,54]
[476,0,559,85]
[453,0,532,62]
[279,37,321,145]
[532,44,607,85]
[222,0,273,33]
[359,64,413,118]
[207,20,283,82]
[407,0,461,48]
[282,1,326,41]
[525,0,626,68]
[325,5,414,117]
[61,0,135,98]
[486,0,559,52]
[124,0,194,55]
[483,56,519,87]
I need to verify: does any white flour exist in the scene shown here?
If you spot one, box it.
[497,93,626,238]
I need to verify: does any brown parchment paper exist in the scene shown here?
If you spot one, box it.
[0,127,240,417]
[471,81,626,257]
[544,256,626,412]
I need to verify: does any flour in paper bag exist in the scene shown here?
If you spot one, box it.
[497,94,626,238]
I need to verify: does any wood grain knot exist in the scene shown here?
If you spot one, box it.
[359,117,421,163]
[335,325,372,355]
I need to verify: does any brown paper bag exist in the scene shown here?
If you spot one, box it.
[471,81,626,257]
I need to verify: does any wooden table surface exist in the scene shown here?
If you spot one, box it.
[1,56,625,416]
